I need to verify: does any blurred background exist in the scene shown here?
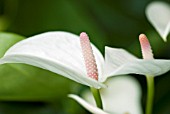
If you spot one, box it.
[0,0,170,114]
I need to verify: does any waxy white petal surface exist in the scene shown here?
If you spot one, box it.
[0,32,105,88]
[68,94,109,114]
[101,76,142,114]
[146,1,170,41]
[71,76,142,114]
[105,47,170,78]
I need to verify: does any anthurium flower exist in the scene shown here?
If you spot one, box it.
[146,1,170,41]
[103,34,170,114]
[103,34,170,81]
[0,31,107,89]
[0,32,170,89]
[69,76,142,114]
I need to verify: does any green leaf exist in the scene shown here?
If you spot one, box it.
[0,32,74,101]
[0,102,58,114]
[0,32,24,57]
[154,73,170,114]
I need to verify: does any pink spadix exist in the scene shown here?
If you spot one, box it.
[80,32,98,80]
[139,34,154,60]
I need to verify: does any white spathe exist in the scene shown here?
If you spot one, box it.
[0,32,106,89]
[104,47,170,80]
[146,1,170,41]
[0,31,170,89]
[69,76,142,114]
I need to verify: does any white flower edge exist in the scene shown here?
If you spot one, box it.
[69,76,142,114]
[68,94,109,114]
[0,31,106,89]
[146,1,170,41]
[104,46,170,78]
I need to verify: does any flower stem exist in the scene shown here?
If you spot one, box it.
[145,75,154,114]
[90,87,103,109]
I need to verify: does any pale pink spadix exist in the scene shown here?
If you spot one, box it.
[139,34,154,60]
[80,32,98,81]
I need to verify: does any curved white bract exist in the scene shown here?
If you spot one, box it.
[68,94,109,114]
[146,1,170,41]
[104,47,170,78]
[0,32,105,88]
[70,76,142,114]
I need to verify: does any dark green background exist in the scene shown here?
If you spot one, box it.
[0,0,170,114]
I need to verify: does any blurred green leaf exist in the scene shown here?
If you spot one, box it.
[0,32,75,101]
[0,32,24,57]
[153,73,170,114]
[0,101,57,114]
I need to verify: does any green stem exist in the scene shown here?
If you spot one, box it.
[145,75,154,114]
[90,87,103,109]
